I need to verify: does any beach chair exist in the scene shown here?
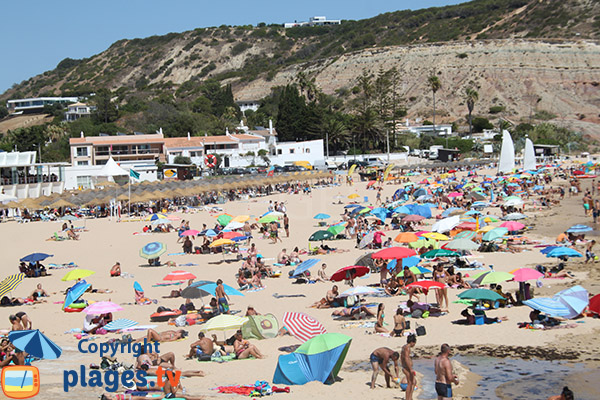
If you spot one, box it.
[53,232,67,241]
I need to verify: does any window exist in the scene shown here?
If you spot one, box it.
[277,149,282,155]
[305,148,310,153]
[76,176,91,188]
[289,149,295,154]
[76,147,88,157]
[96,146,109,156]
[77,161,89,166]
[96,160,108,165]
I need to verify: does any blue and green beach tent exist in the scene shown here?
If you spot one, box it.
[273,333,351,385]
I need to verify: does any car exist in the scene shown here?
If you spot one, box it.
[245,167,259,175]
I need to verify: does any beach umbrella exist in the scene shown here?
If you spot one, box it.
[512,268,543,282]
[402,214,425,223]
[500,221,525,231]
[231,235,252,242]
[454,231,476,240]
[217,214,233,226]
[181,285,211,299]
[546,247,582,258]
[104,319,138,331]
[396,266,431,277]
[314,213,331,220]
[372,247,417,260]
[421,232,450,241]
[409,238,438,249]
[394,232,419,243]
[164,270,197,281]
[339,286,383,297]
[61,268,96,282]
[344,204,362,209]
[464,210,482,216]
[566,224,593,234]
[263,211,284,218]
[291,259,321,278]
[83,301,123,315]
[231,215,250,223]
[258,215,278,224]
[49,198,75,208]
[8,330,62,360]
[406,280,445,290]
[63,280,91,309]
[354,252,375,269]
[588,294,600,314]
[330,265,370,282]
[180,229,200,237]
[470,271,514,286]
[282,312,327,343]
[145,213,168,221]
[458,288,504,302]
[221,231,243,239]
[20,253,53,263]
[432,216,460,233]
[445,238,479,251]
[447,192,462,198]
[60,214,79,221]
[482,227,509,241]
[327,224,345,236]
[201,315,248,332]
[139,242,167,259]
[209,238,234,248]
[0,273,26,298]
[504,197,524,207]
[223,221,245,231]
[523,297,572,318]
[203,229,218,237]
[347,193,360,199]
[309,230,334,241]
[192,282,244,297]
[554,285,589,318]
[483,216,499,223]
[441,208,463,218]
[422,249,460,259]
[503,213,527,221]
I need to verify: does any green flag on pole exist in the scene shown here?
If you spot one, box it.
[129,169,140,179]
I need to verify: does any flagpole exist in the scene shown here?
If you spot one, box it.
[128,174,131,216]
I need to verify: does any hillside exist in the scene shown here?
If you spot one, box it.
[2,0,600,137]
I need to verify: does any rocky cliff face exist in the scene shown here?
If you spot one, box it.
[236,39,600,137]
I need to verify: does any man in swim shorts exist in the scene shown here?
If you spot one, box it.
[369,347,400,389]
[401,334,417,399]
[434,343,459,399]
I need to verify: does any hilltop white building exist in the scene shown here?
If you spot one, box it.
[284,16,341,28]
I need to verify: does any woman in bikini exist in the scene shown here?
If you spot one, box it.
[374,303,388,333]
[233,331,264,359]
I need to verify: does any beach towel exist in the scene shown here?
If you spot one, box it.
[48,262,77,269]
[272,293,306,298]
[247,286,266,293]
[167,252,186,256]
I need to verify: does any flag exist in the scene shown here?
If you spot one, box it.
[383,163,395,180]
[267,166,274,176]
[130,169,140,179]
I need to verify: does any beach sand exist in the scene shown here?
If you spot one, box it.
[1,163,599,399]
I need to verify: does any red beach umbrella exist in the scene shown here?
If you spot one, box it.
[164,270,197,281]
[330,265,370,282]
[282,312,326,342]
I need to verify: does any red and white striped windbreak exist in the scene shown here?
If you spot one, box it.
[282,312,326,342]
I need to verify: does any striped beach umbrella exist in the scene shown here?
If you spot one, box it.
[140,242,167,259]
[8,330,62,359]
[104,319,138,331]
[282,312,327,343]
[200,315,248,332]
[0,273,25,298]
[145,213,168,221]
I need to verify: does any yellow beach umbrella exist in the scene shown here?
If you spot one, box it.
[477,225,496,233]
[421,232,450,241]
[232,215,250,223]
[209,238,235,248]
[348,193,360,199]
[62,269,96,282]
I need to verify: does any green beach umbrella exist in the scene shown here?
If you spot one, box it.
[457,288,504,301]
[357,207,371,215]
[482,227,508,241]
[327,224,345,236]
[421,249,460,259]
[397,266,432,277]
[309,230,334,241]
[409,238,438,249]
[455,231,476,240]
[258,215,277,224]
[445,238,479,251]
[470,271,514,286]
[217,214,233,226]
[295,333,352,355]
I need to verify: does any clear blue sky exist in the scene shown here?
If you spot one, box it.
[0,0,463,94]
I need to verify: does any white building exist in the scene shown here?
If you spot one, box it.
[6,97,79,114]
[284,16,341,28]
[235,100,260,115]
[0,151,66,199]
[64,102,92,121]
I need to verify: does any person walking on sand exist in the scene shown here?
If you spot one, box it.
[283,213,290,238]
[434,343,459,400]
[401,334,417,400]
[216,279,230,314]
[369,347,400,389]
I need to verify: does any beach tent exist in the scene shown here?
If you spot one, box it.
[273,333,352,385]
[241,314,280,340]
[498,130,515,173]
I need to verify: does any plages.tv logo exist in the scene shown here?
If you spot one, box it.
[63,338,180,393]
[1,366,40,399]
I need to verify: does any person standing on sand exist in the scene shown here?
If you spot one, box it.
[369,347,400,389]
[283,213,290,238]
[401,334,417,400]
[434,344,459,400]
[216,279,230,314]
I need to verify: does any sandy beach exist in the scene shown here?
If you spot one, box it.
[1,162,599,400]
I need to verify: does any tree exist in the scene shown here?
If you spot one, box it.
[464,87,478,136]
[427,74,441,141]
[0,105,8,119]
[275,85,306,141]
[323,117,350,154]
[173,155,192,165]
[93,88,118,124]
[472,117,493,133]
[352,71,384,151]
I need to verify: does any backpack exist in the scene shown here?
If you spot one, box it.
[344,295,358,308]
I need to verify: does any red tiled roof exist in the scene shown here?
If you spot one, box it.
[70,135,164,146]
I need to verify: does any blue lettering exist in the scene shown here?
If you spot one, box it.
[89,370,103,387]
[135,370,148,388]
[99,342,110,358]
[80,365,87,387]
[77,339,88,353]
[88,342,98,353]
[121,370,134,388]
[105,370,119,392]
[63,370,78,392]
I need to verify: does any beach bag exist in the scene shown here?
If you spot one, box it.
[404,320,411,330]
[415,323,426,336]
[344,295,358,307]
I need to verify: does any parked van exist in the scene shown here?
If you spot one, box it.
[293,161,313,170]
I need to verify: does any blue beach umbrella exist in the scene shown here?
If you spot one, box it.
[192,282,244,297]
[133,281,144,292]
[63,280,90,309]
[566,224,593,234]
[523,297,572,318]
[546,247,582,258]
[291,259,321,278]
[140,242,167,259]
[231,235,252,242]
[540,246,559,255]
[387,256,421,271]
[314,213,331,220]
[20,253,53,263]
[9,329,62,359]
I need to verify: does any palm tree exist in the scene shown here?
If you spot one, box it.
[427,74,442,144]
[323,118,350,155]
[465,87,479,137]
